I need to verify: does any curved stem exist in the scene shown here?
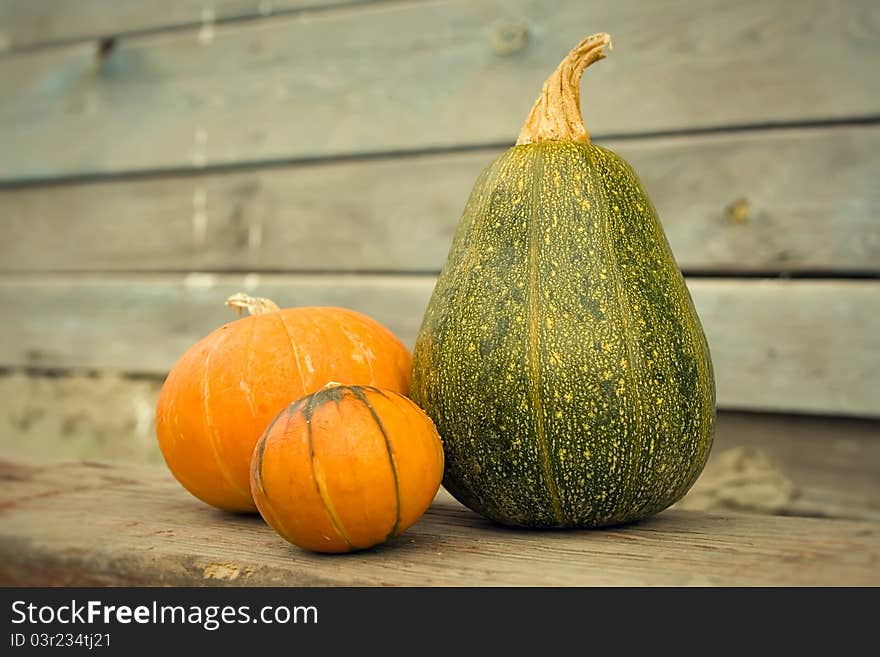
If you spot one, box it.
[516,33,612,145]
[225,292,281,318]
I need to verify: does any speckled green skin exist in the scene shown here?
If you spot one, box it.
[410,141,715,528]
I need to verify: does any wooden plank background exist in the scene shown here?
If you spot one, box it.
[1,0,877,180]
[0,275,877,416]
[0,0,877,421]
[0,1,380,51]
[2,125,877,274]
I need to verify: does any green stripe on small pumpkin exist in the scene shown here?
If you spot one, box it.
[350,386,403,540]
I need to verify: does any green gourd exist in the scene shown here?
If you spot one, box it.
[410,33,715,528]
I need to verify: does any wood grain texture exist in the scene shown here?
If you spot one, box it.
[688,279,880,417]
[0,275,877,416]
[2,125,877,274]
[1,0,877,180]
[0,273,433,374]
[0,0,378,51]
[0,459,877,586]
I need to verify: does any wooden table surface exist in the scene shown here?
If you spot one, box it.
[1,459,877,587]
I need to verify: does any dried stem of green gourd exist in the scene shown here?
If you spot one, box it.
[225,293,281,318]
[516,32,612,145]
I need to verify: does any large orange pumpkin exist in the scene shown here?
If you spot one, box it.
[251,384,444,553]
[156,294,412,512]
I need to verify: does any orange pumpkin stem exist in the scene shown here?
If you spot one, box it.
[516,32,612,146]
[225,292,281,318]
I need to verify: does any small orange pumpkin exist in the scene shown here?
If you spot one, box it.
[156,294,412,512]
[251,384,444,553]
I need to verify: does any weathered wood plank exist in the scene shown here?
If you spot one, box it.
[0,275,876,416]
[0,0,378,51]
[689,279,880,417]
[1,0,877,180]
[1,459,877,586]
[2,126,877,274]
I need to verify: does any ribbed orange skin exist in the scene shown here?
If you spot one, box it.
[155,307,412,512]
[251,386,444,553]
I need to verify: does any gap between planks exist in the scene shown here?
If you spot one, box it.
[1,125,877,274]
[0,118,876,189]
[0,275,877,417]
